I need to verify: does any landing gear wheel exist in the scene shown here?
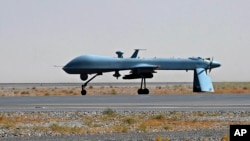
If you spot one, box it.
[81,89,86,95]
[138,89,143,95]
[80,73,103,95]
[137,89,149,95]
[137,77,150,95]
[143,88,149,94]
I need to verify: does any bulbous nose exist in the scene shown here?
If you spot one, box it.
[63,64,71,73]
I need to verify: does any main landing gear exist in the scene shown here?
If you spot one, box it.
[81,73,102,95]
[138,77,149,95]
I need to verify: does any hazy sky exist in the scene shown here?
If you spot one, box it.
[1,0,250,83]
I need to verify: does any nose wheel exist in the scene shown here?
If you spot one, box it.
[81,73,102,95]
[138,77,149,95]
[81,89,87,95]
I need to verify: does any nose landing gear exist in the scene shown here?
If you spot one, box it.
[81,73,102,95]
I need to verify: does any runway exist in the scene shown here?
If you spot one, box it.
[0,94,250,111]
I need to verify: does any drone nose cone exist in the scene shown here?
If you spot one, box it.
[63,65,69,73]
[62,66,67,71]
[63,62,73,74]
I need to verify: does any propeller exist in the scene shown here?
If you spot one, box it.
[209,57,213,73]
[205,57,214,73]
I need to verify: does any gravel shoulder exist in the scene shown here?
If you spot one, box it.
[1,129,228,141]
[1,110,248,141]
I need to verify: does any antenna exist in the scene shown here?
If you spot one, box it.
[116,51,124,58]
[54,65,63,67]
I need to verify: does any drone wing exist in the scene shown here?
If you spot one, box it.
[133,64,159,70]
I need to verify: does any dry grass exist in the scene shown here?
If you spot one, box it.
[214,82,250,94]
[112,125,128,133]
[221,134,229,141]
[123,117,137,125]
[49,124,84,135]
[1,111,250,136]
[1,82,250,96]
[154,135,170,141]
[102,108,117,116]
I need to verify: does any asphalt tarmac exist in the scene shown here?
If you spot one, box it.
[0,94,250,111]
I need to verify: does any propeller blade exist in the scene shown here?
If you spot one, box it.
[209,57,214,73]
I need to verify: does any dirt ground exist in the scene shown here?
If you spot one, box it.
[0,82,249,96]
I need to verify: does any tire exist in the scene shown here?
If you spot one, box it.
[137,89,143,95]
[143,89,149,94]
[81,90,87,95]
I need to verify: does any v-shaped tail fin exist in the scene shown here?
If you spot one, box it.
[193,68,214,92]
[131,49,146,58]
